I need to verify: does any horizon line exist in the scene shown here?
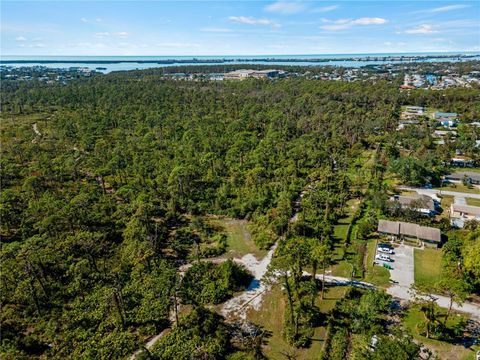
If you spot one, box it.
[2,51,480,58]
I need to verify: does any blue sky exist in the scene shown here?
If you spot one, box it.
[2,1,479,55]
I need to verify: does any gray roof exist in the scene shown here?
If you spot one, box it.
[401,222,419,238]
[416,225,441,242]
[451,204,480,216]
[378,219,399,234]
[445,171,480,182]
[391,195,435,211]
[377,220,441,243]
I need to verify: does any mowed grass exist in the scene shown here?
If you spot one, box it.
[466,197,480,207]
[248,286,348,360]
[403,306,478,360]
[435,183,480,195]
[364,240,390,287]
[438,195,454,220]
[208,217,266,259]
[414,248,443,290]
[331,199,360,277]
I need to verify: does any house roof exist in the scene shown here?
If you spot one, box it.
[401,221,419,238]
[377,220,441,243]
[434,112,457,117]
[416,225,441,242]
[378,219,399,234]
[445,171,480,182]
[391,195,435,211]
[451,204,480,217]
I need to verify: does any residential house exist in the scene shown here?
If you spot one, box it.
[450,157,475,167]
[224,69,283,80]
[432,112,458,128]
[432,112,458,120]
[401,106,424,120]
[390,194,437,216]
[444,171,480,185]
[224,69,255,80]
[450,204,480,228]
[377,220,441,247]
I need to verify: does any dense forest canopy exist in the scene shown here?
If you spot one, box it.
[1,69,479,359]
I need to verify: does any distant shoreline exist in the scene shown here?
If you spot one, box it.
[1,54,478,65]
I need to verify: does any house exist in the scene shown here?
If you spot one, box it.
[224,69,255,80]
[250,69,283,79]
[224,69,283,80]
[401,106,425,119]
[377,220,441,247]
[432,112,458,127]
[440,119,458,128]
[432,112,458,120]
[450,204,480,228]
[405,106,424,113]
[390,194,436,216]
[444,171,480,185]
[450,157,474,167]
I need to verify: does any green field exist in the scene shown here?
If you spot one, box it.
[403,306,478,360]
[331,199,360,277]
[435,183,480,195]
[364,240,391,287]
[414,248,443,290]
[466,197,480,207]
[438,195,454,219]
[208,217,266,259]
[248,286,348,360]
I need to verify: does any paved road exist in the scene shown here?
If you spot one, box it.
[388,244,414,288]
[399,186,480,200]
[382,243,480,320]
[387,285,480,320]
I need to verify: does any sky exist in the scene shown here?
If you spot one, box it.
[1,1,479,56]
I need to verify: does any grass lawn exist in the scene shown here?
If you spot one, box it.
[403,306,479,360]
[466,197,480,207]
[208,217,266,259]
[247,286,348,360]
[414,248,442,290]
[435,183,480,195]
[364,240,391,287]
[331,199,360,276]
[438,195,454,220]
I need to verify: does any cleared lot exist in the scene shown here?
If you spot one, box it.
[413,248,442,289]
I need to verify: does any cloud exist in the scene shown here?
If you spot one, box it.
[95,32,110,38]
[403,24,438,34]
[19,43,44,48]
[229,16,279,27]
[264,1,305,14]
[157,42,200,48]
[420,4,470,13]
[320,17,387,31]
[15,36,27,41]
[312,5,339,13]
[94,31,129,38]
[81,17,101,23]
[200,27,233,33]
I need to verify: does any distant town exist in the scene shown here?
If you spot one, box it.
[2,60,479,89]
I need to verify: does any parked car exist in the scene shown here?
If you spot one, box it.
[378,247,394,254]
[378,243,392,249]
[376,254,393,262]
